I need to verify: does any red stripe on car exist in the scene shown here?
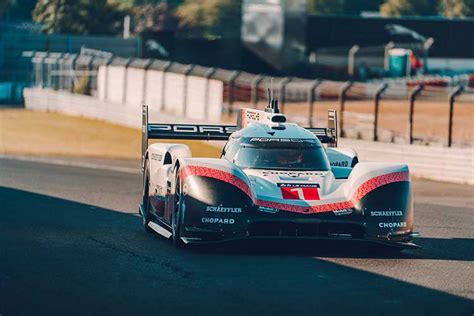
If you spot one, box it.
[180,165,253,198]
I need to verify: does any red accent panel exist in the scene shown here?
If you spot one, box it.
[281,187,300,200]
[180,165,409,215]
[180,165,253,198]
[281,187,320,200]
[352,171,409,202]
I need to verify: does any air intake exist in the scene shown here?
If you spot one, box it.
[271,115,286,123]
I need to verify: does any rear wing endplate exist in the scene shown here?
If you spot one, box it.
[141,105,338,165]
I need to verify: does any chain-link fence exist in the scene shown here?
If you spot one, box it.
[0,22,142,104]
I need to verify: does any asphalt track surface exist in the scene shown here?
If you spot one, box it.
[0,157,473,316]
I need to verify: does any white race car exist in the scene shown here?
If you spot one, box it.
[139,100,418,249]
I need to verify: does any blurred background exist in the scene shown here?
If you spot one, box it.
[1,0,473,81]
[0,0,473,158]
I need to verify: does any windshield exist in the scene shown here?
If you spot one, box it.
[234,147,330,171]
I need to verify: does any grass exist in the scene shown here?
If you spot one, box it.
[0,109,222,159]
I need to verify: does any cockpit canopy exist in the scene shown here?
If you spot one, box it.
[223,136,330,171]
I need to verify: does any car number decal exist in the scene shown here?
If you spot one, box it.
[278,183,320,200]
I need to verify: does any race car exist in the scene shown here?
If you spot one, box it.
[139,100,419,249]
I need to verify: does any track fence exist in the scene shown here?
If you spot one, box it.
[25,51,474,148]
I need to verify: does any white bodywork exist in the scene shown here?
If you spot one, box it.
[141,106,416,247]
[147,143,191,200]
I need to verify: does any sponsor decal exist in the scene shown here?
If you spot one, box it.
[371,210,403,217]
[333,209,353,216]
[244,110,261,121]
[262,171,325,177]
[151,124,236,134]
[278,183,320,200]
[258,206,279,214]
[330,161,349,167]
[378,222,407,228]
[150,153,162,161]
[206,206,242,213]
[250,138,308,143]
[201,217,235,224]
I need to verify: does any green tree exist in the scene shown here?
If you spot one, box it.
[1,0,37,20]
[380,0,439,16]
[308,0,345,14]
[133,3,178,33]
[343,0,385,14]
[0,0,10,17]
[132,0,185,5]
[439,0,473,17]
[309,0,385,15]
[176,0,241,38]
[33,0,130,35]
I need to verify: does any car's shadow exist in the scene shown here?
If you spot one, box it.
[1,186,473,316]
[189,236,474,261]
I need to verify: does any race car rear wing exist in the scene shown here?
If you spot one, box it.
[141,105,338,162]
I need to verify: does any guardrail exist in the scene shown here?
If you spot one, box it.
[24,51,474,148]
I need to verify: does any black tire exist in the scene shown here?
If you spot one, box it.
[142,159,153,233]
[172,171,185,248]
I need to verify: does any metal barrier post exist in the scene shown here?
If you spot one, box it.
[204,67,216,120]
[47,58,53,88]
[103,57,114,101]
[69,54,78,92]
[279,77,292,113]
[32,55,42,87]
[41,55,47,88]
[161,61,173,111]
[448,85,464,147]
[61,54,71,91]
[251,74,264,107]
[54,53,63,90]
[348,45,360,78]
[57,55,65,90]
[339,81,353,137]
[408,84,423,144]
[61,55,67,91]
[373,83,388,141]
[307,79,321,127]
[122,58,133,103]
[141,59,153,105]
[86,56,95,95]
[227,71,240,113]
[182,64,195,116]
[42,53,52,89]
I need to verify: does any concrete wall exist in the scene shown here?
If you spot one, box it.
[125,67,146,106]
[340,138,473,185]
[24,87,210,128]
[97,65,224,123]
[144,70,165,111]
